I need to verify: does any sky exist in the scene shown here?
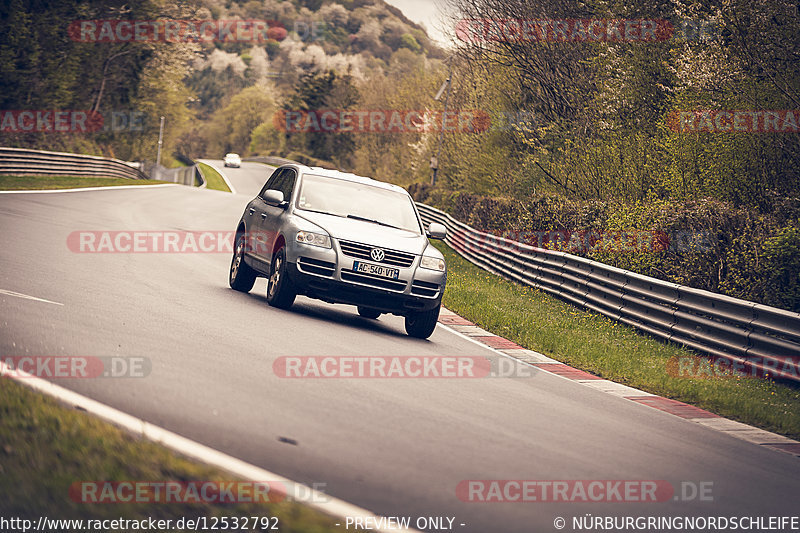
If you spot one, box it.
[382,0,454,46]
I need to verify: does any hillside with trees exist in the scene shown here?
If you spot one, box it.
[0,0,443,163]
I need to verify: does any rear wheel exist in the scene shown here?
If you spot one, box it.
[266,247,296,309]
[357,306,381,319]
[229,232,256,292]
[404,304,440,339]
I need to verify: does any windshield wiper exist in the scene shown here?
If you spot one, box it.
[346,214,402,230]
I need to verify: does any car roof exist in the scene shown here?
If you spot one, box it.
[288,164,409,195]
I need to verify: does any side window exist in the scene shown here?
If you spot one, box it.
[259,168,285,199]
[279,169,297,203]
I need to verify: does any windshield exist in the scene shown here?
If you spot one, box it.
[296,174,422,234]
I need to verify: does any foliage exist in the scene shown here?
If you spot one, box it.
[203,84,279,156]
[281,69,358,166]
[410,185,800,311]
[0,0,199,164]
[0,0,445,164]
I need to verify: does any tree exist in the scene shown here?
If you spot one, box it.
[206,84,279,155]
[284,69,358,166]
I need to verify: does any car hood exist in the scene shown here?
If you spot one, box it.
[296,210,428,255]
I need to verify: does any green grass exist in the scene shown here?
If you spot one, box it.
[0,378,345,531]
[198,162,232,193]
[434,241,800,440]
[0,175,171,190]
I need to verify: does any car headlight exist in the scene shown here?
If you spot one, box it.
[296,230,331,248]
[420,255,446,271]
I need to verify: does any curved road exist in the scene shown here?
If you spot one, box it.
[198,159,272,198]
[1,162,798,532]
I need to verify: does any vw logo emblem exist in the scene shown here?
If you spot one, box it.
[370,248,385,262]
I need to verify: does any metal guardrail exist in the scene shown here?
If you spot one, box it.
[0,146,204,185]
[0,147,148,180]
[140,160,201,186]
[169,165,200,186]
[417,203,800,382]
[193,164,207,188]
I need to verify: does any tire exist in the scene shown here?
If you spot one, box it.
[357,306,381,319]
[266,247,296,309]
[404,304,440,339]
[229,232,256,292]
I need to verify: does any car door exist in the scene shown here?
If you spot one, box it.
[246,168,284,270]
[258,168,297,269]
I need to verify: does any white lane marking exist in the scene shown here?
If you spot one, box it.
[198,159,236,194]
[0,183,177,194]
[0,361,419,533]
[0,289,63,306]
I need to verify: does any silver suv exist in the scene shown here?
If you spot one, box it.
[229,164,447,339]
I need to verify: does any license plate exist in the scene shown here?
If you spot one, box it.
[353,261,400,279]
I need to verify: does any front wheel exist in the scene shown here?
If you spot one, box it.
[404,304,440,339]
[357,306,381,319]
[229,232,256,292]
[266,247,296,309]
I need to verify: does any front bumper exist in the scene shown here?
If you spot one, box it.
[285,239,445,315]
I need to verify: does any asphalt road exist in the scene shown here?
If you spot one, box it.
[197,159,270,197]
[1,162,798,532]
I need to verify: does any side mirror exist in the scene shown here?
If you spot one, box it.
[427,222,447,240]
[263,189,285,207]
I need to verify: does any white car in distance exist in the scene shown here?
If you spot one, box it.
[224,153,241,168]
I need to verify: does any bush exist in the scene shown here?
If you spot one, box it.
[399,33,421,53]
[409,186,800,312]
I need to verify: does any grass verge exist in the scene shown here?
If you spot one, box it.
[198,162,232,193]
[0,175,171,190]
[434,241,800,440]
[0,378,344,531]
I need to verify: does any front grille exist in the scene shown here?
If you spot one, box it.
[341,270,407,292]
[338,240,415,268]
[297,256,335,277]
[411,279,440,298]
